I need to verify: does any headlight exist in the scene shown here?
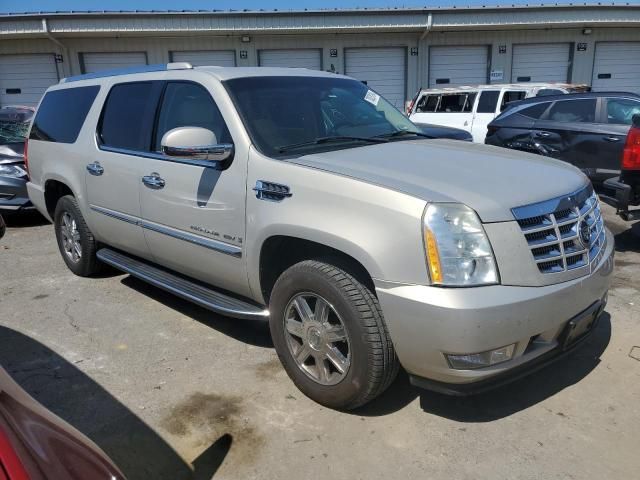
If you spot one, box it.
[423,203,499,286]
[0,163,27,178]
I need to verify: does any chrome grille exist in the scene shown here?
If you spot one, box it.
[512,187,606,275]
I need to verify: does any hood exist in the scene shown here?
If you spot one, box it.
[414,123,472,141]
[288,139,589,222]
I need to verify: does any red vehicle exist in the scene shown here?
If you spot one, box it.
[0,367,125,480]
[604,113,640,221]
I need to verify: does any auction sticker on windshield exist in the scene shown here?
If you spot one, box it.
[364,90,380,106]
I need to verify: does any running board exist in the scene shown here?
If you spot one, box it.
[97,248,269,320]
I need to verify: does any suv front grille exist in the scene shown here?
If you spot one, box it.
[513,187,606,275]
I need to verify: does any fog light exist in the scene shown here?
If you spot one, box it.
[446,344,516,370]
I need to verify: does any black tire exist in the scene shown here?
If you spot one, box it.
[269,260,399,410]
[54,195,102,277]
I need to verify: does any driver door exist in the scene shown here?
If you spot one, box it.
[136,81,250,297]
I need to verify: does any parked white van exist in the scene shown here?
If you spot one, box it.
[408,83,589,143]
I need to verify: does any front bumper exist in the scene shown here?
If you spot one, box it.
[376,228,614,392]
[0,175,32,213]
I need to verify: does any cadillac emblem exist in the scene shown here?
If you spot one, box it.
[579,220,592,248]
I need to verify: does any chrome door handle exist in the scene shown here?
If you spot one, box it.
[86,162,104,176]
[603,136,621,143]
[142,173,165,190]
[535,131,551,138]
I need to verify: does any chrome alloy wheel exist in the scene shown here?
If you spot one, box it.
[283,292,351,386]
[60,212,82,263]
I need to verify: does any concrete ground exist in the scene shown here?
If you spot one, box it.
[0,203,639,480]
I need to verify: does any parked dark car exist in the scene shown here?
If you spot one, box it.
[0,106,34,214]
[602,114,640,221]
[414,122,473,141]
[0,366,125,479]
[485,92,640,182]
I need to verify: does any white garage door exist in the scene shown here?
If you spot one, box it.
[258,49,322,70]
[512,43,571,83]
[171,50,236,67]
[0,54,59,107]
[81,52,147,74]
[429,46,488,87]
[345,47,406,108]
[592,42,640,95]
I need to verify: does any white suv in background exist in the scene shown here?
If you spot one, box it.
[408,83,590,142]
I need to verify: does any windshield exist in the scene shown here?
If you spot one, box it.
[224,76,422,157]
[0,120,30,145]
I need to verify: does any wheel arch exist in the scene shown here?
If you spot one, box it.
[256,233,379,305]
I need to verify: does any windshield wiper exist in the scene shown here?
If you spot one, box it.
[277,135,388,153]
[375,130,433,139]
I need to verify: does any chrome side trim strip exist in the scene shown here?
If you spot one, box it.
[98,145,223,169]
[89,204,242,257]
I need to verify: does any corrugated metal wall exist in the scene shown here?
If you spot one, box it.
[0,25,639,104]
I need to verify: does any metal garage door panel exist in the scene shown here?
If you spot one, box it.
[429,46,488,87]
[171,50,236,67]
[258,49,322,70]
[81,52,147,74]
[0,54,59,107]
[592,42,640,95]
[512,43,571,83]
[345,47,406,108]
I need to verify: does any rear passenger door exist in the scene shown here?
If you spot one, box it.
[88,81,162,259]
[532,98,600,173]
[136,81,250,297]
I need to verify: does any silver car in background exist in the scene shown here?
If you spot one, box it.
[26,64,613,409]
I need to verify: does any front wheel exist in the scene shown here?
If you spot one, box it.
[269,260,398,410]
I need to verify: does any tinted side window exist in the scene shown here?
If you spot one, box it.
[438,94,471,113]
[547,99,597,123]
[501,91,527,111]
[416,94,439,113]
[519,102,551,119]
[476,91,500,113]
[536,89,563,97]
[30,86,99,143]
[605,98,640,125]
[154,82,231,150]
[99,82,158,151]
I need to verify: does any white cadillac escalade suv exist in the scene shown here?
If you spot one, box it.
[26,63,613,409]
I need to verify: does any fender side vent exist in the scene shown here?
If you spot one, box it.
[253,180,292,202]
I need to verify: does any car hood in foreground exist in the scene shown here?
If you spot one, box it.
[288,139,589,222]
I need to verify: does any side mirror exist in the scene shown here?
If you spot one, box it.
[633,113,640,128]
[161,126,234,169]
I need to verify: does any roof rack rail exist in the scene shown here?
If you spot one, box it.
[61,62,193,83]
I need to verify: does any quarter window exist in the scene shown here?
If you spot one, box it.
[416,94,439,113]
[519,102,551,119]
[605,98,640,125]
[436,93,475,113]
[154,82,231,151]
[547,99,597,123]
[30,86,99,143]
[501,91,527,111]
[476,91,500,113]
[99,82,158,151]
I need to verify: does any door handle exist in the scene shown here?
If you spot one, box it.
[86,162,104,176]
[142,173,165,190]
[534,131,551,138]
[603,136,621,143]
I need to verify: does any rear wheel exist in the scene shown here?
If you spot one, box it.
[269,260,398,410]
[54,195,101,277]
